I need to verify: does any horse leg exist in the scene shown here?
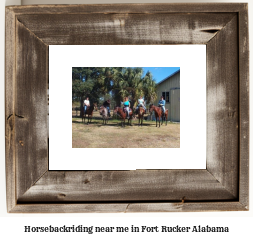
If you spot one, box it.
[156,117,157,127]
[159,116,161,127]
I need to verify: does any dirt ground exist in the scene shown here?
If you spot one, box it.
[72,111,180,148]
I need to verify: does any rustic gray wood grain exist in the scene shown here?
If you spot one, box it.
[18,170,236,202]
[16,13,235,45]
[5,3,249,213]
[206,16,239,198]
[5,7,17,212]
[238,4,249,209]
[126,202,247,213]
[7,3,247,14]
[10,202,247,213]
[15,20,48,201]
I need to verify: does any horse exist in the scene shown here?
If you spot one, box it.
[136,107,145,127]
[81,103,97,124]
[99,106,108,125]
[114,107,133,127]
[161,108,168,126]
[149,104,168,127]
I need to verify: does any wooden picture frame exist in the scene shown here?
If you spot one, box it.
[5,3,249,213]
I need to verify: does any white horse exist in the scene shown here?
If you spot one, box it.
[99,106,108,125]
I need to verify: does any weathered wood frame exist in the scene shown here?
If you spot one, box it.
[5,4,249,213]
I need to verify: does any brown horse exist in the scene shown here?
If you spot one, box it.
[99,106,108,125]
[114,107,133,127]
[161,108,168,126]
[137,107,145,127]
[81,103,97,124]
[149,104,168,127]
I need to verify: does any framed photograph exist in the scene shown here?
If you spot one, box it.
[5,3,249,213]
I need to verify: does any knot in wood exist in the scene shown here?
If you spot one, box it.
[57,193,66,199]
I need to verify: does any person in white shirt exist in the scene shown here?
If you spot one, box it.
[135,96,146,114]
[83,97,90,113]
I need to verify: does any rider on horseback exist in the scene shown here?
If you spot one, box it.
[103,99,111,117]
[135,96,146,114]
[83,97,90,114]
[123,97,130,119]
[158,96,166,115]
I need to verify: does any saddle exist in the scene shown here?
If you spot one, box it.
[158,105,165,114]
[123,107,132,113]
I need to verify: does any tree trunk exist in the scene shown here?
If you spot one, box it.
[79,97,83,117]
[131,99,136,110]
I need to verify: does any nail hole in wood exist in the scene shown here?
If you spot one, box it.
[57,193,66,198]
[84,179,90,184]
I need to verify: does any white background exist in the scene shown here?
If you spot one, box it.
[49,45,206,170]
[1,0,252,237]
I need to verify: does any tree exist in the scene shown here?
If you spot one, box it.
[122,67,143,108]
[72,67,157,114]
[92,67,113,100]
[72,67,94,102]
[111,68,157,107]
[110,67,126,106]
[142,71,157,104]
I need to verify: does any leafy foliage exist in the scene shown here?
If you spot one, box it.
[72,67,157,108]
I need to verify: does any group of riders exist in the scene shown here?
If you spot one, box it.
[83,95,166,118]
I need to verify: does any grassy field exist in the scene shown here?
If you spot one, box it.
[72,111,180,148]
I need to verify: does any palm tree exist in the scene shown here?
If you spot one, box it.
[111,67,157,108]
[142,71,157,104]
[93,67,113,101]
[121,67,143,107]
[111,67,126,106]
